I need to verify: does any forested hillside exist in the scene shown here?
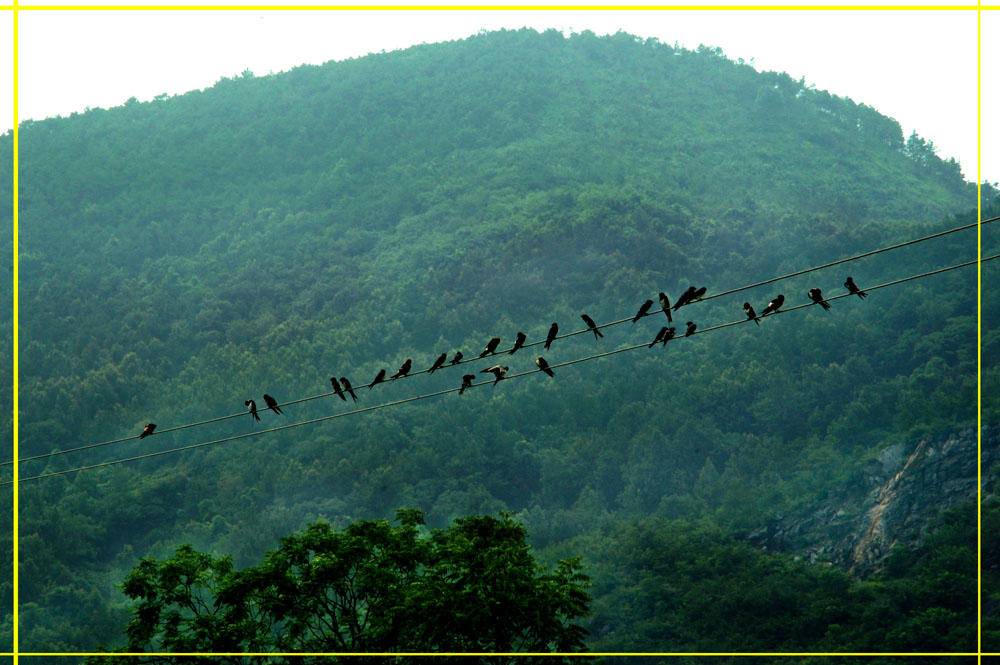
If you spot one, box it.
[4,28,994,654]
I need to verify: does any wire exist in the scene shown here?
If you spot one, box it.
[10,217,994,468]
[8,253,994,486]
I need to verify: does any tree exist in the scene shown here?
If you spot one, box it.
[89,509,591,663]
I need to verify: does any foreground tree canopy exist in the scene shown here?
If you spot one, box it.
[87,510,590,662]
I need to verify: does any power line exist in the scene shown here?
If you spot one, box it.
[10,216,994,468]
[8,253,994,486]
[8,217,994,469]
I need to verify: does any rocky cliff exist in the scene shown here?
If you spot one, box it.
[748,425,995,577]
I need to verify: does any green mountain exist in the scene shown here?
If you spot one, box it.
[5,28,995,653]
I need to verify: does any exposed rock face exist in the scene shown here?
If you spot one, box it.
[747,425,996,578]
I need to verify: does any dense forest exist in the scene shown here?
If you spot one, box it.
[3,28,996,655]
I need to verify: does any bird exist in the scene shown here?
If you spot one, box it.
[263,394,283,415]
[449,351,464,365]
[340,377,358,402]
[139,423,156,439]
[659,292,673,322]
[808,288,832,311]
[459,374,476,395]
[661,327,677,346]
[845,276,868,299]
[481,364,509,385]
[480,336,501,358]
[649,326,669,348]
[581,314,604,339]
[544,323,558,350]
[760,295,785,317]
[692,286,707,301]
[631,299,654,325]
[509,332,527,355]
[743,302,760,326]
[391,358,412,380]
[685,321,697,336]
[245,400,260,422]
[536,357,555,378]
[428,353,447,374]
[369,368,387,389]
[331,376,347,401]
[673,286,697,311]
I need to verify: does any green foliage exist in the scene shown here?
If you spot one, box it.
[92,510,590,661]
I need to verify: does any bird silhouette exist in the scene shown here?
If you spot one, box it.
[631,299,654,325]
[661,327,677,346]
[760,295,785,317]
[845,277,868,299]
[139,423,156,439]
[692,287,707,301]
[581,314,604,339]
[459,374,476,395]
[263,394,283,415]
[449,351,464,365]
[509,332,527,355]
[331,377,347,401]
[391,359,412,380]
[673,286,697,311]
[245,400,260,422]
[649,326,668,348]
[370,368,387,389]
[481,365,509,385]
[480,337,501,358]
[659,292,673,322]
[536,357,555,378]
[685,321,697,336]
[743,302,760,326]
[808,288,832,311]
[340,377,358,402]
[428,353,447,373]
[544,323,558,350]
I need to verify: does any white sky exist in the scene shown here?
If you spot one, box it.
[5,8,997,185]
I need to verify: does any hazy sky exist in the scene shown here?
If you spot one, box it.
[6,8,996,184]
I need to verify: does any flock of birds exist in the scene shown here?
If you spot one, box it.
[136,276,870,439]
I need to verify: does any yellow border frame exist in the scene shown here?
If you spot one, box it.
[5,2,991,660]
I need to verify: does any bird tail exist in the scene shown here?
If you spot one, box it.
[858,291,868,299]
[753,317,760,326]
[821,301,832,311]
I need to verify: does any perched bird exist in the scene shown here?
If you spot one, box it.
[340,377,358,402]
[459,374,476,395]
[481,364,509,385]
[245,400,260,422]
[845,276,868,299]
[631,299,654,325]
[659,292,673,322]
[331,376,347,401]
[449,351,464,365]
[480,336,501,358]
[692,286,707,301]
[661,327,677,346]
[760,295,785,317]
[808,288,832,311]
[263,394,283,415]
[743,302,760,326]
[391,358,412,380]
[544,323,559,350]
[581,314,604,339]
[649,326,669,348]
[369,368,387,390]
[536,357,555,378]
[509,332,527,355]
[685,321,697,337]
[428,353,447,374]
[139,423,156,439]
[673,286,697,311]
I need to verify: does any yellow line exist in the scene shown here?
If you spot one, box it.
[7,3,986,8]
[12,2,18,659]
[977,1,983,659]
